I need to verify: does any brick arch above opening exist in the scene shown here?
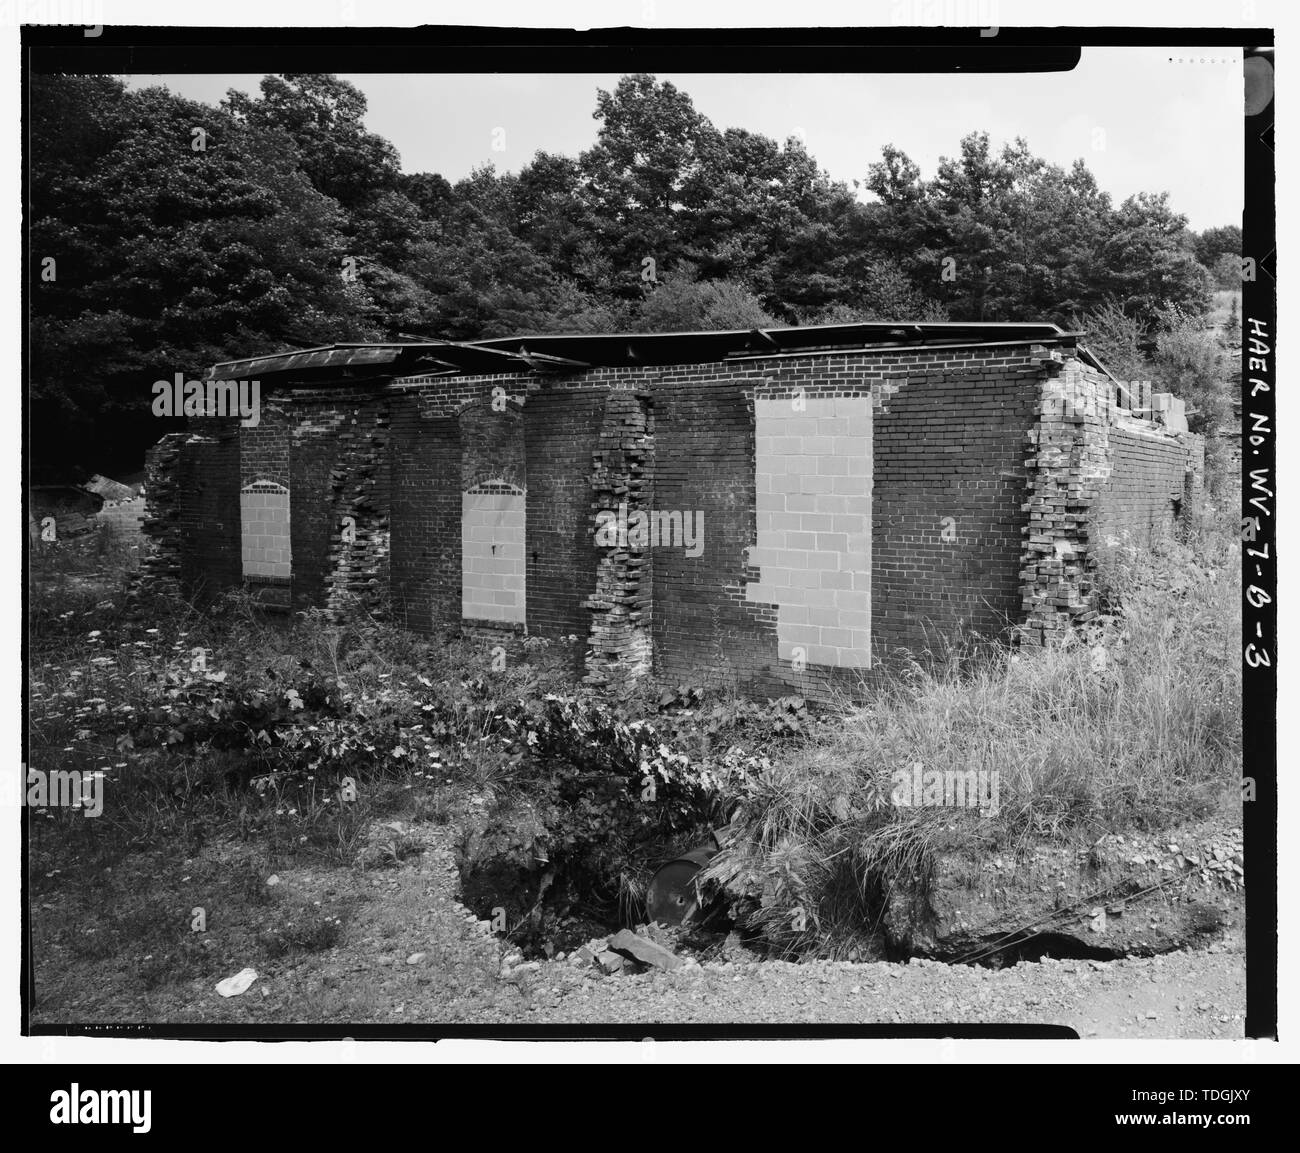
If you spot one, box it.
[452,392,528,417]
[459,400,525,492]
[464,477,525,496]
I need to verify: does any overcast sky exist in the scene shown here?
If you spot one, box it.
[127,46,1243,231]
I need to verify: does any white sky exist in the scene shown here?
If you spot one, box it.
[126,47,1244,231]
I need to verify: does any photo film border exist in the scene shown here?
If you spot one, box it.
[1239,45,1275,1041]
[17,23,1277,1044]
[23,24,1274,75]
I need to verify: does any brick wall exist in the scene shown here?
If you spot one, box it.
[1019,359,1113,644]
[650,369,773,691]
[1018,358,1202,645]
[1098,424,1193,546]
[389,395,460,633]
[237,402,292,604]
[379,348,1046,694]
[522,389,607,643]
[238,402,291,489]
[134,432,186,604]
[287,389,390,615]
[384,376,607,650]
[585,390,655,690]
[175,424,241,605]
[461,397,525,490]
[869,361,1039,661]
[143,340,1205,699]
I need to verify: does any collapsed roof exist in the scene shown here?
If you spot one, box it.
[204,321,1085,385]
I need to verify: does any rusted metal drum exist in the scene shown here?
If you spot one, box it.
[646,833,722,927]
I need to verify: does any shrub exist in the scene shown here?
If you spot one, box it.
[704,527,1241,958]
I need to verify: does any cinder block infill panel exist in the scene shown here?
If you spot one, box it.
[749,395,871,669]
[461,490,525,624]
[240,488,290,579]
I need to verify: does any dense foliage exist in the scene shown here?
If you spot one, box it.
[31,72,1233,478]
[30,496,1240,960]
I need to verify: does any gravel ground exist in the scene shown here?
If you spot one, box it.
[31,819,1246,1037]
[483,950,1246,1035]
[407,832,1247,1036]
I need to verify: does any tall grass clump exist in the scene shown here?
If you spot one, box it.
[707,522,1241,957]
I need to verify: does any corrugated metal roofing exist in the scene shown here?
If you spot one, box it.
[205,321,1078,384]
[477,321,1073,366]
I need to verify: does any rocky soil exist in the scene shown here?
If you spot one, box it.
[885,817,1245,961]
[30,815,1246,1037]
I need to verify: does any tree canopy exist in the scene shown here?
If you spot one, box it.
[29,72,1230,479]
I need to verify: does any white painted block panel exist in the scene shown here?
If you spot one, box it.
[462,488,526,624]
[240,482,290,579]
[749,397,871,668]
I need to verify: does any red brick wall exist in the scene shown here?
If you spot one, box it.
[377,348,1046,692]
[461,398,525,491]
[585,390,655,689]
[389,394,460,633]
[522,389,607,643]
[1018,360,1203,646]
[143,341,1217,697]
[650,372,766,688]
[285,390,390,613]
[176,424,242,605]
[1098,425,1191,546]
[238,401,291,489]
[870,362,1041,660]
[156,346,1211,695]
[137,432,186,601]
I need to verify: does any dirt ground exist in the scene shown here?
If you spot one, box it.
[28,815,1245,1037]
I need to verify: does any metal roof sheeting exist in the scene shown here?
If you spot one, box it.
[206,321,1077,384]
[477,321,1073,367]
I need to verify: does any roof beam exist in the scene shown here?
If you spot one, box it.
[516,345,591,371]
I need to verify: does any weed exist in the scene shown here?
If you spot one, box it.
[704,523,1241,957]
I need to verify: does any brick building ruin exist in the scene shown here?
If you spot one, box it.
[138,321,1203,698]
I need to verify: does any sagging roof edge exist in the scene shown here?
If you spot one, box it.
[205,321,1079,384]
[1074,343,1124,386]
